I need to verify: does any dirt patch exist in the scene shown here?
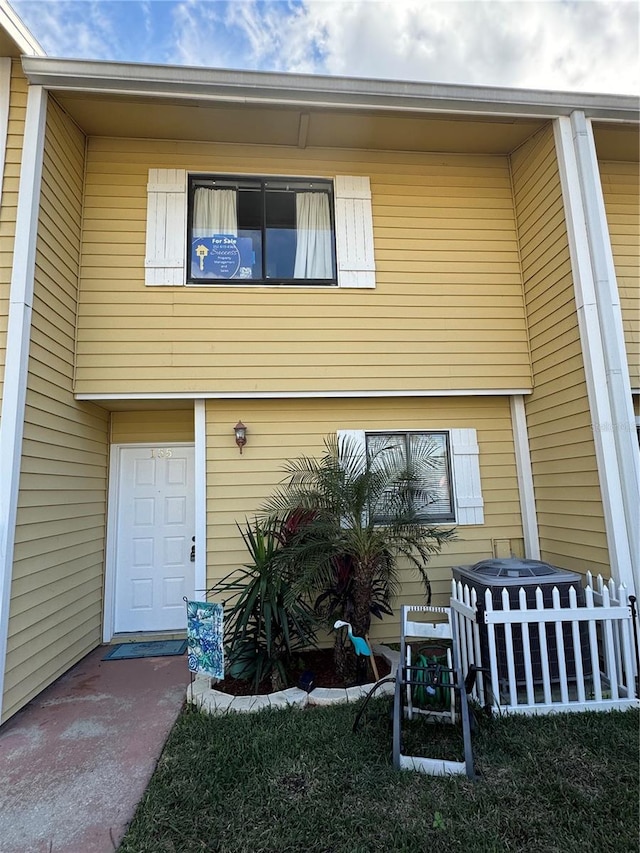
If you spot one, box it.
[213,648,391,696]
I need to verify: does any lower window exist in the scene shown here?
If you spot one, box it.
[365,431,455,523]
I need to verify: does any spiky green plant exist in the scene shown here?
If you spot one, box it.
[212,517,319,691]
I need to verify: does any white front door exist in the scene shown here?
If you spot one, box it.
[114,445,195,633]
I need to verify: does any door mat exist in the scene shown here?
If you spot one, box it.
[103,640,188,660]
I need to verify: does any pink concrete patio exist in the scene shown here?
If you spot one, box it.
[0,645,189,853]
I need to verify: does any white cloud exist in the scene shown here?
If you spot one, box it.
[171,0,236,68]
[12,0,123,60]
[11,0,640,95]
[221,0,640,95]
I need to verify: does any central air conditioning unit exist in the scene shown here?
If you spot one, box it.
[452,558,592,686]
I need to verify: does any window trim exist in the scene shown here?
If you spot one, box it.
[186,173,337,287]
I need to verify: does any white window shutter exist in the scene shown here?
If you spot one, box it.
[145,168,187,285]
[337,430,367,525]
[337,430,366,457]
[450,429,484,525]
[336,429,369,477]
[334,176,376,289]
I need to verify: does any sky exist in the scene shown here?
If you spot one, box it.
[10,0,640,96]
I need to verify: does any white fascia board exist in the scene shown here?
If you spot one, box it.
[509,395,540,560]
[0,85,47,714]
[75,388,532,402]
[21,56,639,122]
[554,115,635,596]
[0,1,45,56]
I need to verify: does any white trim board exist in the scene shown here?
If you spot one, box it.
[571,112,640,592]
[194,401,207,598]
[76,388,532,402]
[0,85,47,717]
[553,115,635,596]
[510,395,540,560]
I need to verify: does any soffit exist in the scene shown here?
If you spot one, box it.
[0,31,19,56]
[54,90,545,154]
[593,123,640,162]
[88,398,195,412]
[0,4,44,57]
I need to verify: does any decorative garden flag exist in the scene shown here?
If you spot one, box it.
[186,600,224,680]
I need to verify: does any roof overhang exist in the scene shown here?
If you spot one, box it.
[22,56,639,122]
[19,57,639,156]
[0,1,44,57]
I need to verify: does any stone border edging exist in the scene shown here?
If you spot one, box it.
[187,645,399,715]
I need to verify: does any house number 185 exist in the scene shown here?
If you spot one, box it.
[151,448,173,458]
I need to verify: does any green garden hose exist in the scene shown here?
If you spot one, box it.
[411,647,451,710]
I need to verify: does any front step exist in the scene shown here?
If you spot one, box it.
[110,630,187,645]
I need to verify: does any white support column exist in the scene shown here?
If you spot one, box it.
[0,85,47,715]
[509,395,540,559]
[553,116,635,596]
[194,399,208,597]
[570,111,640,594]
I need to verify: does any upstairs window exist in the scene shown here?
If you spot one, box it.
[187,175,336,285]
[145,170,375,288]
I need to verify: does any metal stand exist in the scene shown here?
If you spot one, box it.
[392,605,475,780]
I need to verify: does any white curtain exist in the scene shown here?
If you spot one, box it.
[193,187,237,237]
[293,192,332,279]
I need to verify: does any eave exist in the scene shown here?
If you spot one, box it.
[0,2,44,57]
[22,56,640,123]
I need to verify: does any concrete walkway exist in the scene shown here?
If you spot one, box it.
[0,645,189,853]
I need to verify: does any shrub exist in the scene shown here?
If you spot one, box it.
[212,517,318,691]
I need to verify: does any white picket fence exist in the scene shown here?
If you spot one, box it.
[450,575,639,715]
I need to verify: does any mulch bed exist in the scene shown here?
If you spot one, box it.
[211,647,391,696]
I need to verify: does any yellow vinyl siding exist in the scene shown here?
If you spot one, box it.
[598,160,639,388]
[511,125,609,577]
[205,395,523,644]
[110,409,194,443]
[0,61,26,407]
[75,138,532,395]
[2,97,109,723]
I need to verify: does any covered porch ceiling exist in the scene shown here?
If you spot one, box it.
[53,90,548,155]
[24,56,639,157]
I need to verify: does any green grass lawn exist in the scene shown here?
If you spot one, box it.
[119,701,639,853]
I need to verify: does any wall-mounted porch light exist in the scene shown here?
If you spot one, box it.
[234,421,247,454]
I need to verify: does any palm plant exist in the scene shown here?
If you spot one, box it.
[211,517,319,691]
[264,433,456,677]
